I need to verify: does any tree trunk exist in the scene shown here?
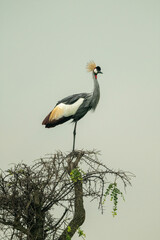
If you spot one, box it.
[27,211,45,240]
[58,179,85,240]
[26,191,45,240]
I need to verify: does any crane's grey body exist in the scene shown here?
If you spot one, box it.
[56,73,100,123]
[42,62,102,151]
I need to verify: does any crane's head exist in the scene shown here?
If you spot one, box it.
[86,61,103,76]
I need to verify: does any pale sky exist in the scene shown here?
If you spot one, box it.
[0,0,160,239]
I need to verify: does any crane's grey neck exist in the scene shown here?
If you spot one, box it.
[91,72,100,110]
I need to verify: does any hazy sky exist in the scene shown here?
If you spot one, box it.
[0,0,160,239]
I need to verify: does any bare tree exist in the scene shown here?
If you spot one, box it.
[0,150,133,240]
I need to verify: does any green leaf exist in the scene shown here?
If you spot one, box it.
[67,226,71,232]
[103,182,125,217]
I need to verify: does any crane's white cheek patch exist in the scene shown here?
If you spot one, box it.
[94,68,98,74]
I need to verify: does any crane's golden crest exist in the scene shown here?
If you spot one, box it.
[86,61,96,72]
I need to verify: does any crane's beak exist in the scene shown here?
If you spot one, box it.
[99,71,103,74]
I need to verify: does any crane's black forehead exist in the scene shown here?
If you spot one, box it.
[96,66,101,71]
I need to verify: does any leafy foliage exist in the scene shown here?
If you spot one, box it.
[66,226,72,240]
[77,227,86,239]
[103,183,125,216]
[70,168,84,183]
[66,226,86,240]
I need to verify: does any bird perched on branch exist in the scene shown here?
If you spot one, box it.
[42,61,103,151]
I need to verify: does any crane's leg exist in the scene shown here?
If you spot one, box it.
[72,121,77,152]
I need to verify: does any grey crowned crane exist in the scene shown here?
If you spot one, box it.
[42,61,103,151]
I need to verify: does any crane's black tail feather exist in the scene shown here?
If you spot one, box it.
[44,116,73,128]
